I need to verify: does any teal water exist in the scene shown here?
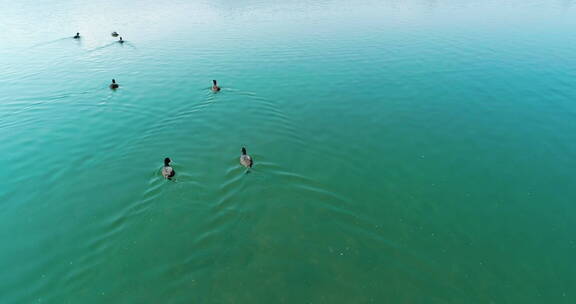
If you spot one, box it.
[1,0,576,302]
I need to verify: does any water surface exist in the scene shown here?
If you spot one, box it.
[1,0,576,303]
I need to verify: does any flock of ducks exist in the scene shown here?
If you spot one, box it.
[73,32,249,180]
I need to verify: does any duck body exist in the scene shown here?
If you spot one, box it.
[118,37,124,43]
[73,32,80,39]
[162,158,175,179]
[111,31,119,37]
[162,166,175,179]
[240,147,253,168]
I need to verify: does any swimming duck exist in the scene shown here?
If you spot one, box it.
[211,80,221,92]
[73,32,80,39]
[109,79,119,89]
[162,157,175,179]
[111,31,119,37]
[118,37,124,43]
[240,147,253,168]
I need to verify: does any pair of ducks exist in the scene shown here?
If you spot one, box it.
[73,32,124,43]
[109,79,220,91]
[162,147,253,180]
[111,31,125,43]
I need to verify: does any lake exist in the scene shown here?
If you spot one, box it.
[1,0,575,302]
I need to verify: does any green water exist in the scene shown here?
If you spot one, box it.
[1,0,576,302]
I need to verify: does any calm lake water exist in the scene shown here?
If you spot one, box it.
[1,0,576,303]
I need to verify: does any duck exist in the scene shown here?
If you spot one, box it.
[118,37,124,43]
[73,32,80,39]
[240,147,253,168]
[211,80,221,92]
[162,157,175,179]
[111,31,119,37]
[109,79,119,89]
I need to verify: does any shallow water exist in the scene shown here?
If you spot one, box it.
[1,0,576,303]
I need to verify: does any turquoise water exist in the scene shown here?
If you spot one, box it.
[1,0,576,302]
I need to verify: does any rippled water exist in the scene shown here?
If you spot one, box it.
[1,0,576,302]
